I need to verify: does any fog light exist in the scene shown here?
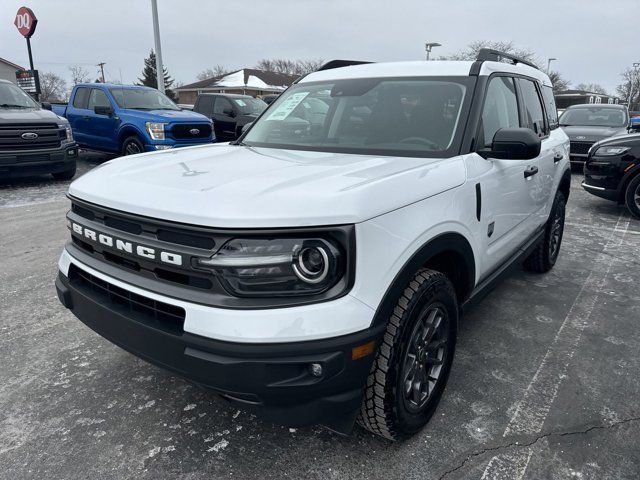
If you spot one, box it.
[309,363,323,377]
[154,145,173,150]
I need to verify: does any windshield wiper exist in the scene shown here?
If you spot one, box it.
[0,103,29,109]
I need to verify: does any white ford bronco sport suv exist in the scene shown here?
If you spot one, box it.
[56,49,571,440]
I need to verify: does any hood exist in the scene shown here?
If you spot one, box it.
[561,125,628,142]
[69,145,466,228]
[0,107,64,124]
[592,132,640,149]
[122,108,211,123]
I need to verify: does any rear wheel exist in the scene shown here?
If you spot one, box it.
[121,136,144,156]
[524,190,566,273]
[624,174,640,219]
[357,269,457,440]
[51,163,76,181]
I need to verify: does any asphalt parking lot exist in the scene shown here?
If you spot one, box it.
[1,154,639,480]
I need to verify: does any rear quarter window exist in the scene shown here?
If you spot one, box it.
[541,86,559,130]
[72,87,90,109]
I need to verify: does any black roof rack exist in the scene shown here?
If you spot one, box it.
[316,60,373,72]
[476,48,539,70]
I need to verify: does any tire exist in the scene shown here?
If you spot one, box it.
[121,136,145,156]
[524,190,566,273]
[624,174,640,219]
[51,163,76,181]
[357,269,458,440]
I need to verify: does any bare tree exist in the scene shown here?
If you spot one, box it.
[254,58,324,75]
[575,83,608,95]
[617,67,640,110]
[196,65,229,80]
[68,65,91,85]
[548,71,571,93]
[39,72,68,101]
[440,40,539,67]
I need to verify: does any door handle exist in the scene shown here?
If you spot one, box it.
[553,153,563,163]
[524,166,539,178]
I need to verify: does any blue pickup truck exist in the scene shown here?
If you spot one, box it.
[53,84,214,155]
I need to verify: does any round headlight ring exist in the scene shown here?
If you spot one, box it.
[293,246,330,284]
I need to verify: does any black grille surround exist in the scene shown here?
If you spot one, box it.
[0,123,64,151]
[570,141,594,156]
[169,123,213,140]
[66,196,355,309]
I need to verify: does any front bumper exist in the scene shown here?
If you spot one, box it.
[55,257,383,430]
[0,143,78,177]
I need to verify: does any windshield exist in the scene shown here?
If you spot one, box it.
[242,77,472,157]
[0,82,39,109]
[109,88,179,111]
[232,97,267,115]
[559,107,628,127]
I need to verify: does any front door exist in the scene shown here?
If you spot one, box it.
[87,88,118,152]
[212,97,237,141]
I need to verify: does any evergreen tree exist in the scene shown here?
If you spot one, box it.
[137,49,176,101]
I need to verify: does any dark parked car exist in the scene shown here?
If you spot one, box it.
[559,104,629,166]
[0,79,77,180]
[261,94,280,105]
[582,133,640,218]
[193,93,267,142]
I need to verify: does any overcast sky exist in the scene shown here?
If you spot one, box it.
[1,0,637,94]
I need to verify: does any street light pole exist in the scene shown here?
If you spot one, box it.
[151,0,165,94]
[425,42,442,61]
[546,57,556,73]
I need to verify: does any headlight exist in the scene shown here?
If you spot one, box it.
[195,237,345,297]
[594,146,630,156]
[145,122,167,140]
[59,124,73,142]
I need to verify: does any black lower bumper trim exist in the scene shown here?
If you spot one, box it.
[0,145,77,177]
[56,270,383,429]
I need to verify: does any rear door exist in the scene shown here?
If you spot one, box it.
[66,87,90,146]
[86,88,118,152]
[212,97,237,141]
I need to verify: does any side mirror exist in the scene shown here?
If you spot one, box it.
[241,122,253,134]
[222,107,235,118]
[94,105,113,116]
[478,128,541,160]
[41,102,52,111]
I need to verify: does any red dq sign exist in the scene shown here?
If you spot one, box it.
[14,7,38,38]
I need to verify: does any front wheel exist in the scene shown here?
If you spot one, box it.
[121,136,144,156]
[524,190,566,273]
[357,269,458,440]
[624,174,640,219]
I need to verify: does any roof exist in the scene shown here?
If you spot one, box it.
[178,69,298,91]
[556,89,616,97]
[565,103,626,110]
[301,60,551,86]
[0,56,26,70]
[75,83,153,89]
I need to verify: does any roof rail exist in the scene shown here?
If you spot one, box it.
[476,48,539,70]
[316,60,373,72]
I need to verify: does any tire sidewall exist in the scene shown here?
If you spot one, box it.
[546,191,566,267]
[392,275,458,436]
[122,136,145,156]
[625,175,640,218]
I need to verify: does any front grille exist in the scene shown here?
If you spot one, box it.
[0,123,63,150]
[68,264,185,334]
[570,141,594,155]
[169,123,212,140]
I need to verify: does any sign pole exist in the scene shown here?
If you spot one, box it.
[151,0,165,94]
[26,37,37,100]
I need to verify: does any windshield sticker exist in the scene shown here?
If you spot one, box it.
[234,99,247,107]
[266,92,309,121]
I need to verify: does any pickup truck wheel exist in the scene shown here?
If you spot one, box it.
[122,136,144,156]
[624,174,640,219]
[357,269,457,440]
[51,164,76,181]
[524,190,566,273]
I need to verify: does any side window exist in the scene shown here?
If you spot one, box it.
[72,87,90,109]
[540,86,559,130]
[198,96,215,116]
[213,98,233,116]
[479,76,519,148]
[87,89,111,110]
[518,79,547,137]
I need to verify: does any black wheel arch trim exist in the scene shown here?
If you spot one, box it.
[619,164,640,201]
[369,232,475,328]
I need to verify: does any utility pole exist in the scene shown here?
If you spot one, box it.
[151,0,165,93]
[546,58,556,73]
[425,42,442,61]
[97,62,106,83]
